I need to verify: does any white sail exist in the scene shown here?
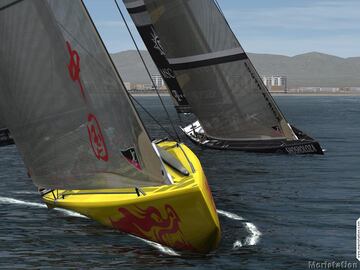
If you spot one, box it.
[0,0,170,189]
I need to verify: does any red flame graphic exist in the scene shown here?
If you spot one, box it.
[110,204,194,251]
[87,113,109,161]
[66,41,85,99]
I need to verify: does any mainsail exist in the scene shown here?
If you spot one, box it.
[0,0,170,189]
[123,0,297,141]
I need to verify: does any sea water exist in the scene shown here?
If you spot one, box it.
[0,96,359,269]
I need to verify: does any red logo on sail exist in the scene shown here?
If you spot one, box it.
[66,41,85,99]
[87,113,109,162]
[110,204,194,251]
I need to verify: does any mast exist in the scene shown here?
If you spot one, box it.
[0,0,170,189]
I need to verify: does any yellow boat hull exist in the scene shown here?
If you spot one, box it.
[42,141,221,253]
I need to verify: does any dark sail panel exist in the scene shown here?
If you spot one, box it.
[123,0,191,113]
[0,0,169,189]
[136,0,296,140]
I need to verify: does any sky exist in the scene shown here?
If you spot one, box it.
[84,0,360,58]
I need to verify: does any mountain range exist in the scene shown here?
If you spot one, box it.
[111,50,360,88]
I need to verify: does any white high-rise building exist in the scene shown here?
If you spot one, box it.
[262,76,287,93]
[151,74,164,89]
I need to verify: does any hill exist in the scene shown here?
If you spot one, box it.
[111,50,360,88]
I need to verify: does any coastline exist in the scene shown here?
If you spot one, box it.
[272,92,360,96]
[129,92,360,97]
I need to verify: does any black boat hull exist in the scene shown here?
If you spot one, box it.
[182,125,324,155]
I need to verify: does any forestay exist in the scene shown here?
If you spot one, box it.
[125,0,297,141]
[0,0,170,189]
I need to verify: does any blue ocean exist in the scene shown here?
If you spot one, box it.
[0,96,359,269]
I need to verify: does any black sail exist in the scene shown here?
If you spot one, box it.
[0,0,169,189]
[123,0,297,140]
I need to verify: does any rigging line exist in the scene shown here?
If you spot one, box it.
[213,0,224,16]
[129,94,174,140]
[0,0,24,11]
[113,0,181,142]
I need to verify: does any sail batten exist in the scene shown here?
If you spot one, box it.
[168,50,248,70]
[0,0,169,189]
[168,48,246,65]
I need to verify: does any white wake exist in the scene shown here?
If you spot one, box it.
[217,209,244,221]
[0,196,47,208]
[54,208,88,219]
[243,222,262,246]
[0,196,87,218]
[217,208,262,249]
[131,236,180,256]
[12,191,38,195]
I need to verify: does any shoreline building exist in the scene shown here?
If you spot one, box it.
[262,75,287,93]
[124,82,153,92]
[151,74,165,89]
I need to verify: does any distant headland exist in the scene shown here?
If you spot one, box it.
[111,50,360,95]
